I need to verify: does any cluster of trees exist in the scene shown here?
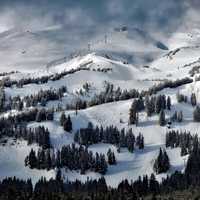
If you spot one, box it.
[129,95,171,126]
[65,98,87,111]
[88,82,140,107]
[0,108,54,129]
[1,77,192,118]
[129,97,144,125]
[153,148,170,174]
[74,123,144,152]
[166,130,195,156]
[64,78,192,112]
[145,95,171,117]
[1,75,50,88]
[0,172,161,200]
[177,92,197,107]
[50,67,90,82]
[185,136,200,185]
[0,125,51,149]
[107,148,117,165]
[189,65,200,77]
[25,144,111,175]
[6,86,67,111]
[170,110,183,123]
[1,170,198,200]
[176,93,188,103]
[59,112,72,132]
[0,70,17,77]
[0,67,91,88]
[147,77,193,96]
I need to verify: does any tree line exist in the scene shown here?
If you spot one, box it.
[0,125,51,149]
[60,112,72,132]
[0,67,91,88]
[25,143,115,175]
[0,77,193,116]
[5,86,67,111]
[65,77,193,110]
[129,94,172,126]
[153,148,170,174]
[166,130,195,156]
[0,108,53,131]
[74,122,144,152]
[2,167,200,200]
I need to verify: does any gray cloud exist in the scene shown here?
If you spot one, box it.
[0,0,190,32]
[0,0,197,72]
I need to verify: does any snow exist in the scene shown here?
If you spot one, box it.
[0,140,55,185]
[28,121,74,149]
[1,25,200,188]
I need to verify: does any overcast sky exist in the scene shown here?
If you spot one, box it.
[0,0,199,72]
[0,0,197,33]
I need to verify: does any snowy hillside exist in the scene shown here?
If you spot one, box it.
[1,25,200,189]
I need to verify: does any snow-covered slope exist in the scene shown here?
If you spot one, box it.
[2,25,200,188]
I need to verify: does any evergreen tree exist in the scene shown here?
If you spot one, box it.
[159,109,166,126]
[167,96,171,110]
[99,154,108,175]
[136,133,144,149]
[56,168,62,182]
[107,148,116,165]
[191,93,197,107]
[60,112,66,126]
[153,148,170,174]
[25,149,37,169]
[155,95,162,114]
[126,130,135,153]
[193,106,200,122]
[63,115,72,132]
[177,111,183,122]
[129,100,138,125]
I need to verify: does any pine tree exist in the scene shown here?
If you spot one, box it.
[155,95,162,114]
[159,109,166,126]
[181,145,188,157]
[45,150,52,170]
[126,130,135,153]
[25,149,37,169]
[63,115,72,132]
[107,149,116,165]
[145,95,151,116]
[56,168,62,182]
[137,96,145,111]
[35,110,42,122]
[191,93,197,107]
[129,100,138,125]
[145,95,155,116]
[60,112,66,126]
[136,133,144,149]
[167,96,171,110]
[153,148,170,174]
[99,154,108,175]
[177,111,183,122]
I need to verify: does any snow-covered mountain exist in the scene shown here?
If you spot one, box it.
[1,25,200,187]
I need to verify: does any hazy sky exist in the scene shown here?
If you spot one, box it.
[0,0,199,72]
[0,0,197,33]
